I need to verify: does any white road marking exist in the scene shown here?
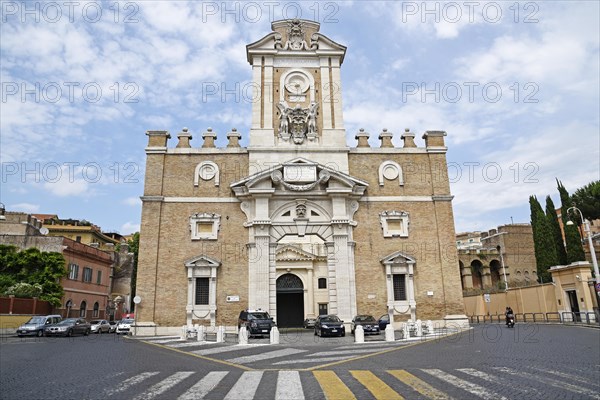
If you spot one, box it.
[422,369,508,400]
[132,371,194,400]
[273,355,353,365]
[140,336,182,341]
[178,371,229,400]
[311,348,393,357]
[191,344,263,356]
[105,372,160,396]
[528,366,600,387]
[224,371,264,400]
[457,368,542,396]
[169,341,221,348]
[276,370,305,400]
[335,342,399,350]
[226,348,308,364]
[494,367,600,399]
[150,339,187,344]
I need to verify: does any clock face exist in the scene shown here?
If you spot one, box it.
[284,72,309,95]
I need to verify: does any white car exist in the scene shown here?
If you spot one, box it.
[90,319,111,334]
[116,318,135,334]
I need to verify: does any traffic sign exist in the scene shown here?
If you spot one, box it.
[483,294,491,303]
[595,283,600,291]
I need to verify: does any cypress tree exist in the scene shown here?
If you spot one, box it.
[557,180,586,263]
[545,196,568,265]
[529,195,557,282]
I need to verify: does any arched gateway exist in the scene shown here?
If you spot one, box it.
[276,273,304,327]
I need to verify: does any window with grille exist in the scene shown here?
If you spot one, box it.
[83,267,93,283]
[96,270,102,284]
[68,264,79,280]
[318,278,327,289]
[195,278,210,305]
[393,274,407,301]
[93,302,99,317]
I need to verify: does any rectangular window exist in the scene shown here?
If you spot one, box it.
[318,303,328,316]
[195,278,210,305]
[83,267,93,283]
[96,270,102,285]
[393,274,407,301]
[318,278,327,289]
[68,264,79,280]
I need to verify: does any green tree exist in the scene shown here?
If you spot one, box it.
[0,245,66,306]
[530,195,557,282]
[571,180,600,220]
[545,196,568,265]
[557,180,586,263]
[128,232,139,312]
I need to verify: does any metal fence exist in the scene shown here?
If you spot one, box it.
[469,311,599,325]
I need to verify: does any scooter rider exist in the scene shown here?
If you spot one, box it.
[505,306,514,325]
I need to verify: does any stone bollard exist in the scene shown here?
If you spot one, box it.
[425,320,434,335]
[355,325,365,343]
[270,326,280,344]
[238,326,248,345]
[385,324,395,342]
[401,322,410,339]
[415,319,423,337]
[181,325,187,340]
[216,326,225,343]
[197,325,205,342]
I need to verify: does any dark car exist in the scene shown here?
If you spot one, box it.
[45,318,91,337]
[238,310,275,336]
[351,315,380,335]
[314,314,345,337]
[378,314,390,330]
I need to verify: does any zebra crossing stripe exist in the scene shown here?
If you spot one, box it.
[275,370,305,400]
[528,366,600,387]
[313,371,356,400]
[273,356,353,365]
[350,370,403,400]
[132,371,195,400]
[104,371,160,396]
[388,370,451,400]
[226,348,308,364]
[191,344,257,356]
[456,368,541,397]
[493,367,600,398]
[312,348,394,357]
[178,371,229,400]
[224,371,264,400]
[421,369,508,400]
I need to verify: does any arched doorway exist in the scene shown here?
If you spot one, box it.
[276,273,304,328]
[490,259,501,287]
[471,260,483,289]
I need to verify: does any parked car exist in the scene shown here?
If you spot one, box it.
[108,320,119,333]
[351,315,380,335]
[378,314,390,330]
[303,314,317,329]
[17,315,62,337]
[238,310,275,337]
[45,318,91,337]
[90,319,111,334]
[116,318,135,335]
[314,314,345,337]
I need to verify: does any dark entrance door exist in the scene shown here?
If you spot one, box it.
[276,274,304,328]
[567,290,580,321]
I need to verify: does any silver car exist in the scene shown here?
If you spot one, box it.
[116,318,135,335]
[17,315,62,337]
[90,319,111,334]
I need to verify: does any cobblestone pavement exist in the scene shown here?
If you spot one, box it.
[1,324,598,399]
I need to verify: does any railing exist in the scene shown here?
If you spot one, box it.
[469,311,599,325]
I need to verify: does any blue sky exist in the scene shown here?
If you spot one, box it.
[1,1,599,235]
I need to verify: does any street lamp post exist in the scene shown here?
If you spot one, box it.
[566,207,600,303]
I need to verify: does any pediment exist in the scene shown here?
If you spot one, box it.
[380,251,416,266]
[184,255,221,268]
[230,158,368,197]
[275,244,320,261]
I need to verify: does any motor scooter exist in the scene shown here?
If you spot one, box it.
[506,313,515,328]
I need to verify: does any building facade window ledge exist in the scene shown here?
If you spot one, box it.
[190,213,221,240]
[379,211,409,238]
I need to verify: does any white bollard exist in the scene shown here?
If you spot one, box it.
[385,324,395,342]
[402,322,410,339]
[415,319,423,337]
[238,326,248,345]
[197,325,205,342]
[216,326,225,343]
[355,325,365,343]
[426,320,434,335]
[270,326,280,344]
[181,325,187,340]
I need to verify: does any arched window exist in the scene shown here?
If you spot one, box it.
[93,302,100,318]
[318,278,327,289]
[79,301,87,318]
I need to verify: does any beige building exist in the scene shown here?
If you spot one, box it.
[458,224,538,291]
[136,19,467,334]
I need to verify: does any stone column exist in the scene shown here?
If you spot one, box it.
[251,56,262,130]
[269,242,278,317]
[326,242,338,315]
[307,266,314,316]
[250,229,271,311]
[263,56,274,129]
[320,57,333,130]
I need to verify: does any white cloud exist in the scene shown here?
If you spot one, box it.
[9,203,40,213]
[123,197,141,206]
[121,222,140,235]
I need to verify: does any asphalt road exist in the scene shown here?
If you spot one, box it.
[1,324,598,399]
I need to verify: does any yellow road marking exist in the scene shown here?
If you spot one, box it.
[388,370,452,400]
[313,371,356,400]
[350,370,403,400]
